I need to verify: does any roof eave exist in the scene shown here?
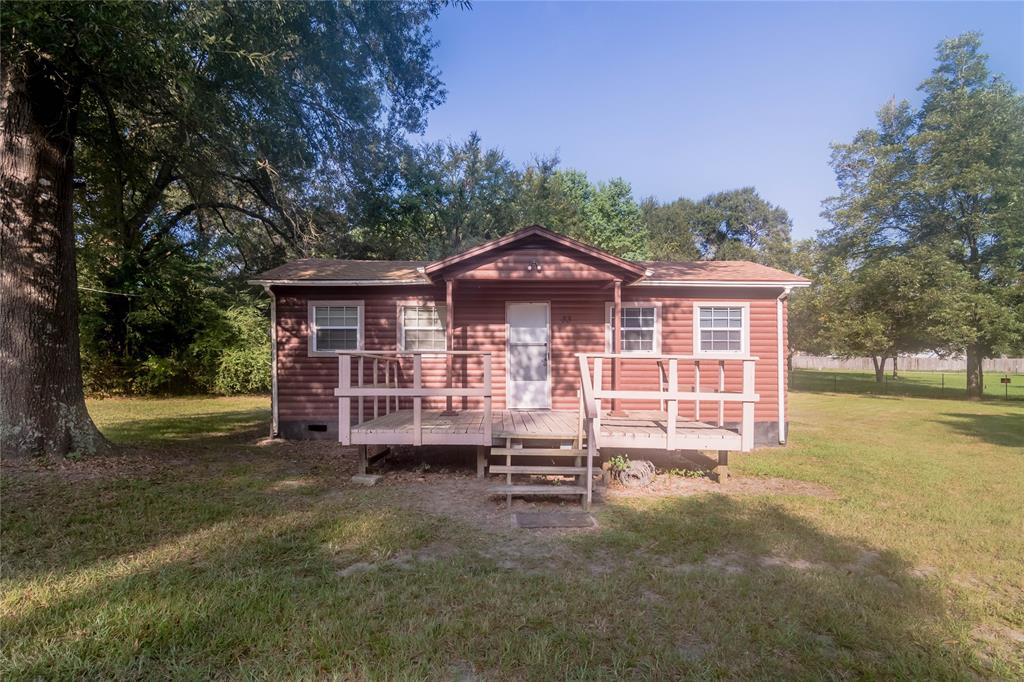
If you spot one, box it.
[248,278,428,287]
[629,280,811,288]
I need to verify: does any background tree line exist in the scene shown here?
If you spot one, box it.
[1,0,1019,456]
[76,127,802,397]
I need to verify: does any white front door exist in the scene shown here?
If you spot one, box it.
[506,302,551,409]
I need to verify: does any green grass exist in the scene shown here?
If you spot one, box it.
[792,367,1024,401]
[2,391,1022,679]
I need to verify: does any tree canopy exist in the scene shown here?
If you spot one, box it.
[821,32,1024,397]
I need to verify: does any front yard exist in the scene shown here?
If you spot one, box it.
[2,390,1022,679]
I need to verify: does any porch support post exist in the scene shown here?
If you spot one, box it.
[611,279,622,415]
[476,445,487,479]
[443,278,456,415]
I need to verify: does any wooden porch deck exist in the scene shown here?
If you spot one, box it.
[350,408,741,450]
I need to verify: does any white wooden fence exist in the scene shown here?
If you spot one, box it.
[792,355,1024,373]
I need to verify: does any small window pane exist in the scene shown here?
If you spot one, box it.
[316,306,358,327]
[317,328,358,351]
[401,305,446,350]
[612,306,656,352]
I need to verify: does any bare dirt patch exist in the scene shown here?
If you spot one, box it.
[604,472,837,500]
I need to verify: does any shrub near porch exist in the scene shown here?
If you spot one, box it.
[1,391,1022,679]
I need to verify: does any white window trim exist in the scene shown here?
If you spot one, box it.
[396,300,448,353]
[307,300,364,357]
[692,302,750,356]
[605,302,662,355]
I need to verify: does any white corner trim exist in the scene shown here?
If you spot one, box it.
[776,287,792,444]
[631,280,810,288]
[264,286,279,438]
[692,302,751,357]
[307,300,365,357]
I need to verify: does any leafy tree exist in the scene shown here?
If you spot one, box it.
[641,196,700,261]
[823,33,1024,398]
[1,1,449,456]
[524,169,647,259]
[381,132,523,258]
[813,251,976,382]
[785,239,830,372]
[644,187,793,268]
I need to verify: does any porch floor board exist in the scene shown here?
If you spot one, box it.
[349,409,740,449]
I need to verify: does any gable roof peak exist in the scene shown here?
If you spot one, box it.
[423,225,647,281]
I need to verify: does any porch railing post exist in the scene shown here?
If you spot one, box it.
[741,358,755,451]
[667,358,678,451]
[413,353,423,446]
[718,360,725,427]
[585,417,595,511]
[482,353,492,445]
[373,358,379,419]
[357,356,364,425]
[694,360,701,421]
[338,354,351,444]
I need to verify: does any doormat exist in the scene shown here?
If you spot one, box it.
[513,512,596,529]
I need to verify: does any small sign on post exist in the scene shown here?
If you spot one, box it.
[1001,376,1011,399]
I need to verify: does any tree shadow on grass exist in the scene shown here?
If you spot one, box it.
[569,495,985,678]
[2,491,993,679]
[100,408,270,445]
[933,411,1024,449]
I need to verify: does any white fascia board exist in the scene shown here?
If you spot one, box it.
[247,279,427,287]
[629,280,811,288]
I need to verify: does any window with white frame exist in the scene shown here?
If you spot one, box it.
[606,304,659,353]
[399,304,447,351]
[695,305,746,354]
[309,302,362,354]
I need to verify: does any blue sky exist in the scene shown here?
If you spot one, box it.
[419,1,1023,239]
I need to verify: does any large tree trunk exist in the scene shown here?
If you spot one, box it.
[965,343,984,401]
[891,356,898,379]
[871,356,887,383]
[0,55,106,457]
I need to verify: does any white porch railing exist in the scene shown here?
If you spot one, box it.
[333,351,492,447]
[577,353,760,452]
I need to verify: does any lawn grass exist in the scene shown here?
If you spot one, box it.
[791,367,1024,401]
[2,391,1022,679]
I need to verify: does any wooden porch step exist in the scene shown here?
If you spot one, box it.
[487,485,586,496]
[489,465,587,475]
[490,448,589,458]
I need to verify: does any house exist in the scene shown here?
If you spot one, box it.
[250,225,810,508]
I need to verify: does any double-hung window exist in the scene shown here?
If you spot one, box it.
[606,304,659,354]
[694,304,747,354]
[399,304,447,351]
[308,301,363,355]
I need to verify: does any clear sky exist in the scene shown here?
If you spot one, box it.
[418,1,1023,239]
